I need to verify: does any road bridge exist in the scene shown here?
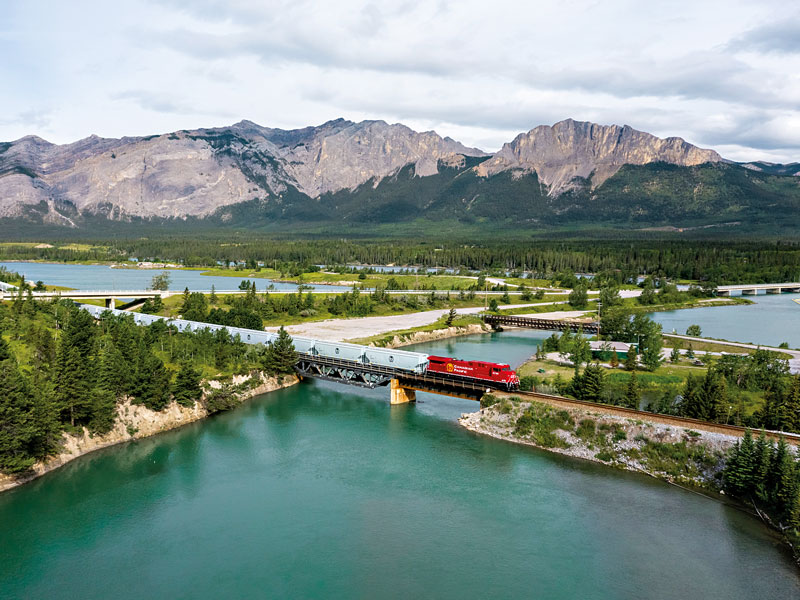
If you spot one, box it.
[716,283,800,296]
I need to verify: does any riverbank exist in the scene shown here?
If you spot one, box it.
[459,396,734,487]
[0,372,299,494]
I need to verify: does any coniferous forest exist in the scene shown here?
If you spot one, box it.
[0,297,293,475]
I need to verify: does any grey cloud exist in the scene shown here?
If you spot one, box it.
[729,20,800,54]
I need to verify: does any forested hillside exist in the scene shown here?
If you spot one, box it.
[0,297,293,475]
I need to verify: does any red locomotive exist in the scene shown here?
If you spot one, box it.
[426,355,520,391]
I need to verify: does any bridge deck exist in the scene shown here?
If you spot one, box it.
[483,314,600,334]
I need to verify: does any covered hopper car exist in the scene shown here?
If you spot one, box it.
[79,304,518,390]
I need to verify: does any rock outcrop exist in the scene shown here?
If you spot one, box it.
[474,118,722,195]
[0,118,486,222]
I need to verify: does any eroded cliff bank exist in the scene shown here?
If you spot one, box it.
[0,372,298,493]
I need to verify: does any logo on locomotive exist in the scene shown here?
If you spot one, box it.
[446,362,454,373]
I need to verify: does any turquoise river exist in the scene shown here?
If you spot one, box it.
[1,330,799,598]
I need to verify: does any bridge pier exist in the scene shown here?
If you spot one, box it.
[105,297,116,309]
[741,289,757,296]
[767,288,780,294]
[716,290,730,296]
[390,378,416,404]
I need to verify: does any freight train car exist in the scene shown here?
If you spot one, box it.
[80,305,515,388]
[426,355,520,391]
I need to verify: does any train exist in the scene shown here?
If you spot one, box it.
[427,355,520,391]
[79,304,520,391]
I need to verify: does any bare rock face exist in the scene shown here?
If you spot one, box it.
[475,119,722,195]
[274,119,486,197]
[0,119,486,222]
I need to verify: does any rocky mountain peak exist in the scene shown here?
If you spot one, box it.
[475,119,722,195]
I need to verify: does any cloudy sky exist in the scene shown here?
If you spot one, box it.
[2,0,798,161]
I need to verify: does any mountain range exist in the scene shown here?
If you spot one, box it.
[1,118,798,235]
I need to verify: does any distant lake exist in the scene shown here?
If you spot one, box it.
[0,262,349,293]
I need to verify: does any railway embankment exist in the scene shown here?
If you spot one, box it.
[0,372,299,494]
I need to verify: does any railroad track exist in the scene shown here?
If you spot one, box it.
[501,390,800,445]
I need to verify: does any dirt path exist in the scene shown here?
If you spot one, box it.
[266,302,567,342]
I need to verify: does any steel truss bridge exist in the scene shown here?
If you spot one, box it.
[482,313,600,335]
[294,354,503,401]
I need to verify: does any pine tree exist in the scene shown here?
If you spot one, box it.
[0,334,11,362]
[779,375,800,433]
[670,346,681,363]
[770,437,798,523]
[262,326,298,374]
[624,372,639,409]
[133,344,172,411]
[686,344,695,360]
[445,307,457,327]
[88,386,117,435]
[624,348,637,371]
[609,350,619,368]
[172,362,203,407]
[752,432,772,503]
[0,361,38,473]
[574,363,605,403]
[56,345,93,427]
[210,285,218,304]
[724,429,756,497]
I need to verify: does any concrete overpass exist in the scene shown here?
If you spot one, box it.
[716,283,800,296]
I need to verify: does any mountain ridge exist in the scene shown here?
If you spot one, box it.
[1,118,796,232]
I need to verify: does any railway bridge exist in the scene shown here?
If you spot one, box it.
[80,304,505,404]
[482,313,600,335]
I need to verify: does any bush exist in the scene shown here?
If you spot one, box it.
[480,393,499,408]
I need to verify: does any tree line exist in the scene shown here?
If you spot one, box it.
[2,239,800,284]
[0,298,297,476]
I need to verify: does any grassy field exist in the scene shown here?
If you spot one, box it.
[663,335,791,357]
[347,315,484,346]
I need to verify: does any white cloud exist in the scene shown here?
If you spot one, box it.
[0,0,798,162]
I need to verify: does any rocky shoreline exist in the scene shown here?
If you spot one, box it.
[0,372,299,494]
[459,397,736,488]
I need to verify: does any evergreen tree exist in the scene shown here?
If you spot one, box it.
[573,363,605,403]
[133,345,172,411]
[88,386,117,435]
[0,361,39,473]
[445,307,457,327]
[172,362,203,407]
[624,348,637,371]
[624,372,640,409]
[752,432,772,503]
[210,285,218,304]
[670,346,681,363]
[686,344,695,360]
[724,429,756,497]
[770,438,799,523]
[262,326,297,374]
[641,333,663,371]
[0,334,10,362]
[610,350,619,368]
[56,344,93,427]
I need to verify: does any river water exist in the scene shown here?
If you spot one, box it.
[1,328,797,599]
[649,291,800,348]
[0,261,347,293]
